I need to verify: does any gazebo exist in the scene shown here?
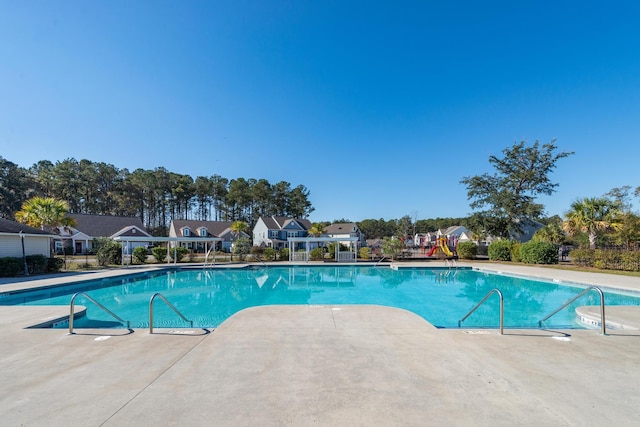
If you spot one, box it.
[287,236,359,262]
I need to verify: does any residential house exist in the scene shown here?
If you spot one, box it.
[413,232,438,248]
[324,222,365,248]
[56,213,152,254]
[509,219,544,242]
[169,220,249,252]
[437,225,470,239]
[252,216,312,250]
[0,218,55,258]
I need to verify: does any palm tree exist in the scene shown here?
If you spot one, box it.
[307,223,325,238]
[230,220,248,240]
[15,197,75,231]
[562,197,623,249]
[532,223,566,245]
[230,221,249,261]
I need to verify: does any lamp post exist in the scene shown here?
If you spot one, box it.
[19,231,29,276]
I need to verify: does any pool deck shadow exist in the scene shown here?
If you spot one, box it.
[2,263,640,426]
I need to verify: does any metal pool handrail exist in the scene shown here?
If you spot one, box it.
[68,292,130,334]
[149,292,193,334]
[538,286,607,335]
[458,288,504,335]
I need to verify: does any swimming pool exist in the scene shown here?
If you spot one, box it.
[3,266,640,329]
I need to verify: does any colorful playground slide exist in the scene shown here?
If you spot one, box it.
[439,240,453,256]
[426,238,454,257]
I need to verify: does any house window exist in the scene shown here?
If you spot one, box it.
[200,228,207,237]
[287,231,298,238]
[183,228,190,237]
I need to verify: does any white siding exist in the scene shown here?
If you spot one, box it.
[0,235,50,257]
[252,219,269,247]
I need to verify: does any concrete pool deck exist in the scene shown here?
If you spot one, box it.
[1,262,640,426]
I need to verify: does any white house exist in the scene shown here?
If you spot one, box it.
[169,220,249,252]
[0,218,54,258]
[324,222,365,248]
[437,225,470,239]
[55,213,152,254]
[252,216,312,250]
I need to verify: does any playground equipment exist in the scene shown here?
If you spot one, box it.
[427,237,455,257]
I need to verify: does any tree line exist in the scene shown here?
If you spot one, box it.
[0,157,313,235]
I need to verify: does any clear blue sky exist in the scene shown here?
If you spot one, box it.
[2,1,639,223]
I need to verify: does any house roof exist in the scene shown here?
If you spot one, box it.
[259,216,312,231]
[440,225,468,237]
[0,218,52,235]
[324,223,358,234]
[68,214,149,238]
[171,220,243,238]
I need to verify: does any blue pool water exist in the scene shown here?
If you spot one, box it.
[2,266,640,329]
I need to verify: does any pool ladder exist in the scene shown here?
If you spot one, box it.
[67,292,193,334]
[539,286,607,335]
[458,285,608,335]
[458,289,504,335]
[149,292,193,333]
[68,292,131,335]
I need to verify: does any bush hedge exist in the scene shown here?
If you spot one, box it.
[263,247,276,261]
[47,257,64,272]
[310,247,324,261]
[488,240,512,261]
[519,241,558,264]
[0,256,64,277]
[170,246,189,262]
[95,239,122,266]
[456,241,477,259]
[570,249,640,272]
[132,246,148,264]
[510,242,522,263]
[151,247,167,263]
[26,255,48,274]
[0,257,23,277]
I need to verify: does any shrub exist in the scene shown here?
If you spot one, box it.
[95,239,122,266]
[251,246,265,261]
[263,247,276,261]
[278,248,289,261]
[151,247,167,263]
[569,249,592,267]
[620,251,640,272]
[232,237,251,261]
[456,241,477,260]
[488,240,512,261]
[26,255,48,274]
[132,246,148,264]
[519,241,558,264]
[310,247,324,261]
[0,257,23,277]
[359,247,371,260]
[47,257,64,272]
[170,246,189,262]
[510,242,522,263]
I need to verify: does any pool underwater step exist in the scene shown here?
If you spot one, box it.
[26,306,87,329]
[576,305,640,331]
